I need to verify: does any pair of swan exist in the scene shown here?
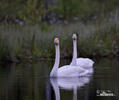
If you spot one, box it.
[50,34,94,77]
[50,76,91,100]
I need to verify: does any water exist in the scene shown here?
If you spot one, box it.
[0,58,119,100]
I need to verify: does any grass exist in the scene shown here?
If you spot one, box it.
[0,10,119,62]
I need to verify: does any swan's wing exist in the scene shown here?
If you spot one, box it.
[76,58,94,68]
[58,65,87,77]
[88,68,94,74]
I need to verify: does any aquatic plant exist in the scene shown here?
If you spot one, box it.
[0,10,119,61]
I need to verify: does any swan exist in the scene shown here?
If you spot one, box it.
[70,34,94,74]
[50,38,89,77]
[50,76,91,100]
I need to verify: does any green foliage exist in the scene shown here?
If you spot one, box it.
[0,12,119,61]
[0,0,119,23]
[0,0,119,61]
[53,0,80,18]
[0,39,9,60]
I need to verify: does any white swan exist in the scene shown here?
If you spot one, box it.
[70,34,94,74]
[50,76,91,100]
[50,38,89,77]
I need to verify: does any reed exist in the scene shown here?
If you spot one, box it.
[0,11,119,61]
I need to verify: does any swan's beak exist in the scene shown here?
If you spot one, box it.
[72,34,77,40]
[54,38,59,45]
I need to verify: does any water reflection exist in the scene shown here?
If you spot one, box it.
[0,59,119,100]
[50,76,92,100]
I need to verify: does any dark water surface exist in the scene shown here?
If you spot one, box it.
[0,58,119,100]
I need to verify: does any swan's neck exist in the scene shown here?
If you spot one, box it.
[50,45,60,77]
[71,40,77,66]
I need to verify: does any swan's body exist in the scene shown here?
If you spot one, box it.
[50,38,88,77]
[57,65,89,77]
[70,34,94,74]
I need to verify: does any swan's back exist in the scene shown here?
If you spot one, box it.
[76,58,94,68]
[57,65,86,77]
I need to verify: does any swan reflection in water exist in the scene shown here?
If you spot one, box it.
[50,76,92,100]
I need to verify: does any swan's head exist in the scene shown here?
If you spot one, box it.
[72,34,77,40]
[54,38,59,45]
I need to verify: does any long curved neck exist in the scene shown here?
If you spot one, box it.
[71,40,77,66]
[50,45,60,77]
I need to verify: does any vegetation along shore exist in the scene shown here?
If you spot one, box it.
[0,13,119,62]
[0,0,119,62]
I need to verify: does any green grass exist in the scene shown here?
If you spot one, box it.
[0,10,119,61]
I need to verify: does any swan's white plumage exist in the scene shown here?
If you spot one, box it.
[70,34,94,74]
[50,38,89,77]
[76,58,94,68]
[75,58,94,74]
[57,65,88,77]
